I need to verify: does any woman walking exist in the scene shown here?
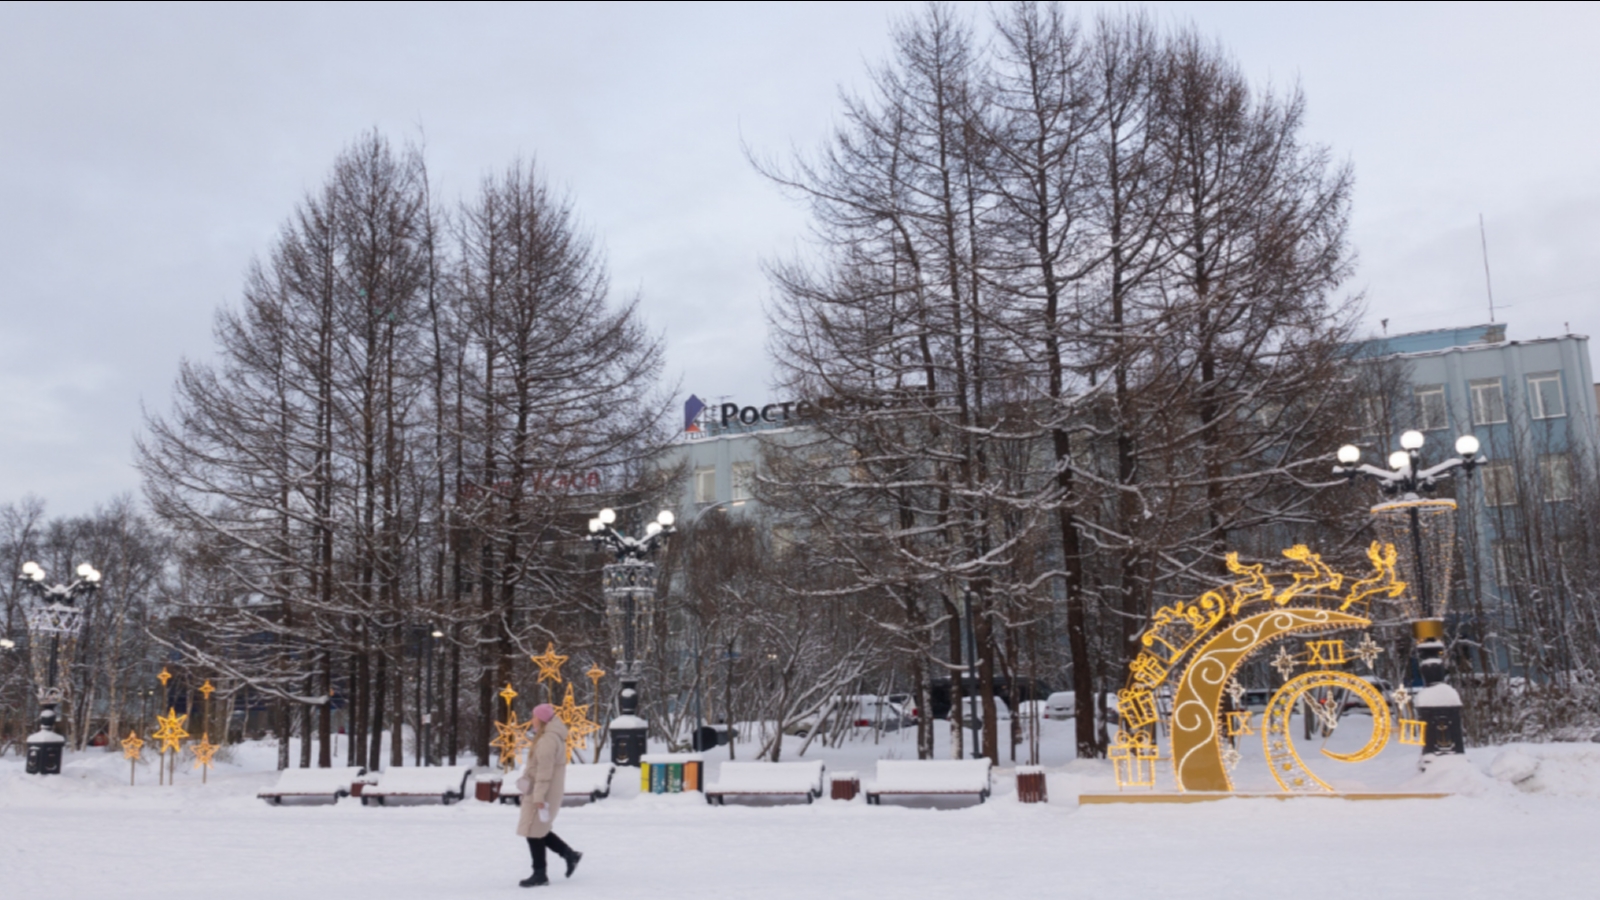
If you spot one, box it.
[516,703,582,887]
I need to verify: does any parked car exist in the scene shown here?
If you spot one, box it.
[1043,691,1121,725]
[1013,700,1048,720]
[953,696,1011,729]
[846,695,916,730]
[783,695,915,737]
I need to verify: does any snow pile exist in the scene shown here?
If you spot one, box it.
[1488,742,1600,797]
[1401,752,1496,795]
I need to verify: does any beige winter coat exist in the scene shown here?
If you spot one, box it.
[516,718,569,838]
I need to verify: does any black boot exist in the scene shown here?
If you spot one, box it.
[564,850,583,879]
[519,871,549,888]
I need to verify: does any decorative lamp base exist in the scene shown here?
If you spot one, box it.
[1414,682,1465,756]
[610,725,647,767]
[26,731,65,775]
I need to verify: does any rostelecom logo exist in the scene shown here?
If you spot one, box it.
[684,395,706,433]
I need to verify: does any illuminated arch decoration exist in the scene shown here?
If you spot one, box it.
[1114,542,1409,794]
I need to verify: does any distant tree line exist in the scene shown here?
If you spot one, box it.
[134,134,671,770]
[7,3,1596,769]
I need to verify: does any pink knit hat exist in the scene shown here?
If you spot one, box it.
[532,703,556,723]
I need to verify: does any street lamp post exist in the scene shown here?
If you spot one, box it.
[426,627,442,765]
[960,590,980,760]
[17,561,101,775]
[588,507,676,766]
[1335,430,1482,759]
[681,499,733,752]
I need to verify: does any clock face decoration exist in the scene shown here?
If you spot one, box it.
[1110,542,1425,794]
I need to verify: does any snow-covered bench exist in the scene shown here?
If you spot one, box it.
[565,763,617,804]
[497,762,618,806]
[705,760,826,805]
[258,766,372,805]
[865,759,991,805]
[360,766,473,805]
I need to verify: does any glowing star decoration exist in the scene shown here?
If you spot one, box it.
[1353,634,1384,670]
[152,708,190,755]
[157,668,172,687]
[552,683,600,762]
[1389,684,1413,712]
[498,682,519,709]
[1225,677,1247,706]
[586,664,606,686]
[490,712,533,771]
[1270,646,1300,681]
[529,643,569,685]
[199,680,216,701]
[1220,746,1242,772]
[190,733,220,783]
[121,730,145,785]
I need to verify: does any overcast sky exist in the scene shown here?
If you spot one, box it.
[3,2,1597,517]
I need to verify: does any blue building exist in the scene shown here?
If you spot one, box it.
[1353,323,1599,653]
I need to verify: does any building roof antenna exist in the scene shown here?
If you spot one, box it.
[1479,213,1496,324]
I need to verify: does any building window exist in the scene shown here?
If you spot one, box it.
[1414,385,1448,431]
[1359,396,1385,436]
[1481,461,1517,507]
[731,462,755,501]
[1493,540,1525,588]
[771,525,795,555]
[1557,539,1583,578]
[694,467,717,504]
[1470,378,1507,425]
[1528,374,1565,420]
[1540,454,1574,502]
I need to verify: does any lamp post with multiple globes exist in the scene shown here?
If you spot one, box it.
[17,560,101,775]
[587,507,676,766]
[1334,430,1482,758]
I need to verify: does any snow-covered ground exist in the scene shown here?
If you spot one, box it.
[4,718,1599,898]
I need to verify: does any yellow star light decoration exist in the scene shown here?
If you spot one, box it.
[152,708,189,755]
[490,711,533,771]
[499,682,519,708]
[199,680,216,701]
[157,668,172,687]
[530,643,569,685]
[586,664,606,684]
[121,730,145,760]
[190,733,220,771]
[552,683,600,761]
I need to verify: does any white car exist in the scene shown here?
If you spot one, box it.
[784,695,915,737]
[1043,691,1120,724]
[845,695,916,730]
[952,696,1011,729]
